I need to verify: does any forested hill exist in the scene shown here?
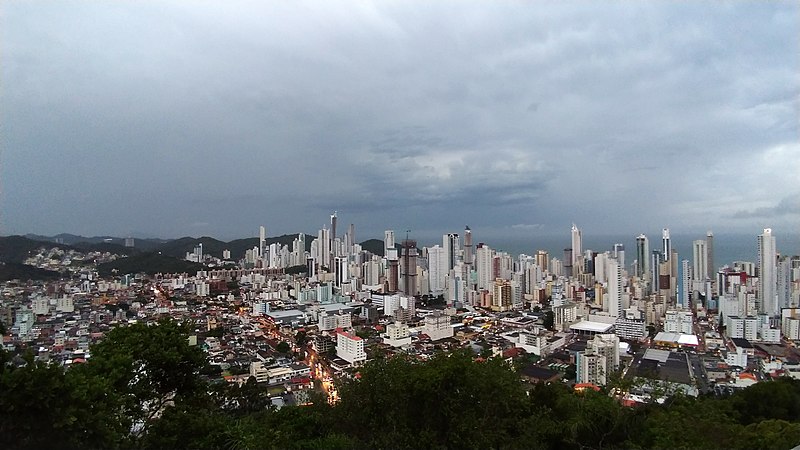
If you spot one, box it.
[96,253,206,277]
[1,320,798,449]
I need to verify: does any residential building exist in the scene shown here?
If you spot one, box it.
[336,329,366,365]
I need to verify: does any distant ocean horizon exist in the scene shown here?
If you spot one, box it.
[411,232,800,270]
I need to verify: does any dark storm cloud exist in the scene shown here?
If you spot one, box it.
[2,1,798,240]
[730,196,800,219]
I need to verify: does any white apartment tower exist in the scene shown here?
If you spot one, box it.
[606,257,623,318]
[384,230,397,260]
[571,224,582,267]
[427,245,446,293]
[758,228,777,316]
[476,244,493,291]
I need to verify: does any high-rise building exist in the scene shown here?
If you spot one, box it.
[576,334,619,386]
[334,256,348,287]
[679,259,690,308]
[635,234,650,279]
[706,231,715,280]
[651,250,663,294]
[443,233,460,271]
[318,227,331,269]
[259,226,266,258]
[347,223,355,255]
[606,257,622,318]
[571,224,582,267]
[476,244,493,291]
[692,240,707,281]
[400,239,418,296]
[384,230,396,257]
[613,244,625,271]
[330,212,338,257]
[662,228,671,261]
[535,250,549,273]
[463,226,474,267]
[778,256,792,310]
[427,245,446,293]
[758,228,777,316]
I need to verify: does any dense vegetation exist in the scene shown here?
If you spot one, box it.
[96,252,206,276]
[0,236,77,264]
[1,320,799,449]
[0,262,60,281]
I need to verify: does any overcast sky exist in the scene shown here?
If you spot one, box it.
[2,1,798,241]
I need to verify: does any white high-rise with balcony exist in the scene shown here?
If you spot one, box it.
[758,228,777,316]
[427,245,446,293]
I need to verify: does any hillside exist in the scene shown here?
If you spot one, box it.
[359,239,385,256]
[25,234,168,252]
[155,236,229,259]
[0,236,76,263]
[359,239,402,257]
[96,252,206,276]
[71,241,137,256]
[0,262,61,281]
[156,234,312,260]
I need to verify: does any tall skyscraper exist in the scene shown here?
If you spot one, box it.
[348,223,356,255]
[318,227,331,269]
[758,228,777,316]
[613,244,625,271]
[427,245,446,293]
[476,244,493,291]
[330,211,338,257]
[259,225,266,258]
[662,228,671,261]
[692,239,707,281]
[706,231,714,280]
[651,250,663,294]
[384,230,395,251]
[606,257,622,318]
[463,226,474,268]
[777,256,792,310]
[400,239,418,296]
[679,259,690,308]
[571,224,582,267]
[384,230,397,261]
[443,233,460,271]
[535,250,549,273]
[334,256,348,287]
[635,234,650,279]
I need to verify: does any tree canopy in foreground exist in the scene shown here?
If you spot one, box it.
[1,320,799,449]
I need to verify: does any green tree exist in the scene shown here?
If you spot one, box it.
[335,350,530,449]
[75,318,207,444]
[275,341,291,354]
[295,330,308,347]
[728,377,800,424]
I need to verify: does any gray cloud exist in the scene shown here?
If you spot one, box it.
[730,195,800,219]
[1,1,798,240]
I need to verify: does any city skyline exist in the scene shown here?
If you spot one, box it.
[3,1,799,240]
